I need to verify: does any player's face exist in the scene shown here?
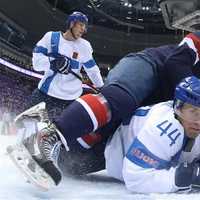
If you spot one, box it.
[71,21,86,39]
[177,103,200,138]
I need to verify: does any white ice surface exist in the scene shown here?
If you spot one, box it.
[1,135,200,200]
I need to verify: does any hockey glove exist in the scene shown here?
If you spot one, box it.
[175,162,193,192]
[191,160,200,190]
[50,56,70,74]
[175,161,200,192]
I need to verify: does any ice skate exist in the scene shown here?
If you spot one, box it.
[15,102,48,125]
[7,110,63,190]
[6,143,57,191]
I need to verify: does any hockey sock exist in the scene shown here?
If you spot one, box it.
[55,93,111,149]
[77,132,102,149]
[185,33,200,57]
[55,85,136,151]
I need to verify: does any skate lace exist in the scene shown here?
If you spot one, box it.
[40,110,49,123]
[40,124,59,161]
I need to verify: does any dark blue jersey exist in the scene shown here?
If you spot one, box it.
[142,44,196,78]
[139,44,200,105]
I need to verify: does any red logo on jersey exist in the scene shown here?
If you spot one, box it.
[132,148,159,167]
[73,52,78,59]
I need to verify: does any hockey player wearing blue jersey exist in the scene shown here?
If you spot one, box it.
[14,76,200,193]
[29,11,104,119]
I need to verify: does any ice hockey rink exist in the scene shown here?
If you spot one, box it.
[0,134,200,200]
[1,0,200,199]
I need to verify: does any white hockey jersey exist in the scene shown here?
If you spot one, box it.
[105,101,200,193]
[32,31,104,100]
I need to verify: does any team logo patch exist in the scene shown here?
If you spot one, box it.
[126,138,170,169]
[131,148,159,168]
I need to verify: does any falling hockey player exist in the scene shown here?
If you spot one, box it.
[7,76,200,193]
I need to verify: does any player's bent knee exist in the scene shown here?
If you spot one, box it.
[77,93,112,129]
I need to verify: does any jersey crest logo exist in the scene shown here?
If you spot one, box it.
[73,52,78,59]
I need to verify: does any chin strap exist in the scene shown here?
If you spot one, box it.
[70,28,77,40]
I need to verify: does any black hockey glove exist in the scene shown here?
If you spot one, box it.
[191,160,200,190]
[175,161,200,192]
[50,56,70,74]
[175,162,193,192]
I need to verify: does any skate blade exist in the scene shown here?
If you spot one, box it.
[6,144,55,191]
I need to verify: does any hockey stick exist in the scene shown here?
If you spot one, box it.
[68,68,100,93]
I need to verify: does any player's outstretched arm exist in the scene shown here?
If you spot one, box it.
[122,149,200,193]
[122,156,177,193]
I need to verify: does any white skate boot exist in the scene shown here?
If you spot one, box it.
[7,103,63,190]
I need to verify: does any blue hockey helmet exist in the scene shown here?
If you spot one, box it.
[174,76,200,107]
[174,76,200,122]
[66,11,88,30]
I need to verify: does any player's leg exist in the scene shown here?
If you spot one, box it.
[19,105,119,182]
[36,53,157,165]
[54,86,133,151]
[20,121,107,185]
[54,53,158,150]
[14,53,158,186]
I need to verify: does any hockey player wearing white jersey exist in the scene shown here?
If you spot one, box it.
[10,76,200,193]
[58,76,200,193]
[29,11,103,119]
[104,79,200,193]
